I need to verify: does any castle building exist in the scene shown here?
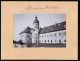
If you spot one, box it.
[19,16,66,44]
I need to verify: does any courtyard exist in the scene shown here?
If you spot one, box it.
[13,43,66,47]
[31,43,66,47]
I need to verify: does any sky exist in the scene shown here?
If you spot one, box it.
[13,14,66,41]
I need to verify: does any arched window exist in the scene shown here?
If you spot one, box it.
[59,40,61,43]
[51,40,52,43]
[64,40,66,42]
[48,40,49,42]
[45,40,46,43]
[40,35,41,38]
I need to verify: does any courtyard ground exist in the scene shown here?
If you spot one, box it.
[31,43,66,47]
[13,43,66,47]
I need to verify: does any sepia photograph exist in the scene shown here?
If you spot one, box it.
[1,1,78,60]
[13,14,66,47]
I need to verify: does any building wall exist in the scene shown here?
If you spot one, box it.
[19,33,32,43]
[32,21,39,43]
[39,30,66,44]
[25,33,32,44]
[31,30,39,43]
[19,33,25,43]
[19,30,66,44]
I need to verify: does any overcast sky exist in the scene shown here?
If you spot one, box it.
[13,14,66,41]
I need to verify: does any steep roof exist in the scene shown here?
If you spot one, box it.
[19,26,32,35]
[39,21,66,34]
[19,21,66,35]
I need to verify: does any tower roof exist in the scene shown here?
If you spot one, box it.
[33,16,39,23]
[19,26,32,35]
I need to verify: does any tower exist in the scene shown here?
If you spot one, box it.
[33,16,40,43]
[33,16,39,29]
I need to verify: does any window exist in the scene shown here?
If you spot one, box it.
[48,40,49,42]
[54,33,56,36]
[27,35,29,37]
[35,34,38,36]
[41,30,43,32]
[64,32,66,35]
[58,23,60,26]
[51,34,52,37]
[59,40,61,43]
[45,40,46,43]
[45,35,46,37]
[64,25,66,28]
[40,41,41,43]
[42,35,43,38]
[47,34,49,37]
[51,28,53,31]
[59,33,61,36]
[55,40,57,42]
[51,40,52,43]
[21,35,24,37]
[36,40,37,42]
[64,40,66,42]
[63,32,66,35]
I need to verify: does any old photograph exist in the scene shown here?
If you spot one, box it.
[13,14,66,47]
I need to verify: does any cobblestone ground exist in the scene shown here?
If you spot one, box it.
[31,43,66,47]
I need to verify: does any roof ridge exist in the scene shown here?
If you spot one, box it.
[41,21,66,29]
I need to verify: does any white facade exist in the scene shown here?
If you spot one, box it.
[19,29,66,44]
[19,33,32,43]
[39,30,66,44]
[31,30,39,43]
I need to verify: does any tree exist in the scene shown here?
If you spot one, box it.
[18,40,25,45]
[13,40,17,44]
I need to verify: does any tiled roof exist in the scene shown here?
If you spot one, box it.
[39,21,66,34]
[19,26,32,35]
[19,21,66,35]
